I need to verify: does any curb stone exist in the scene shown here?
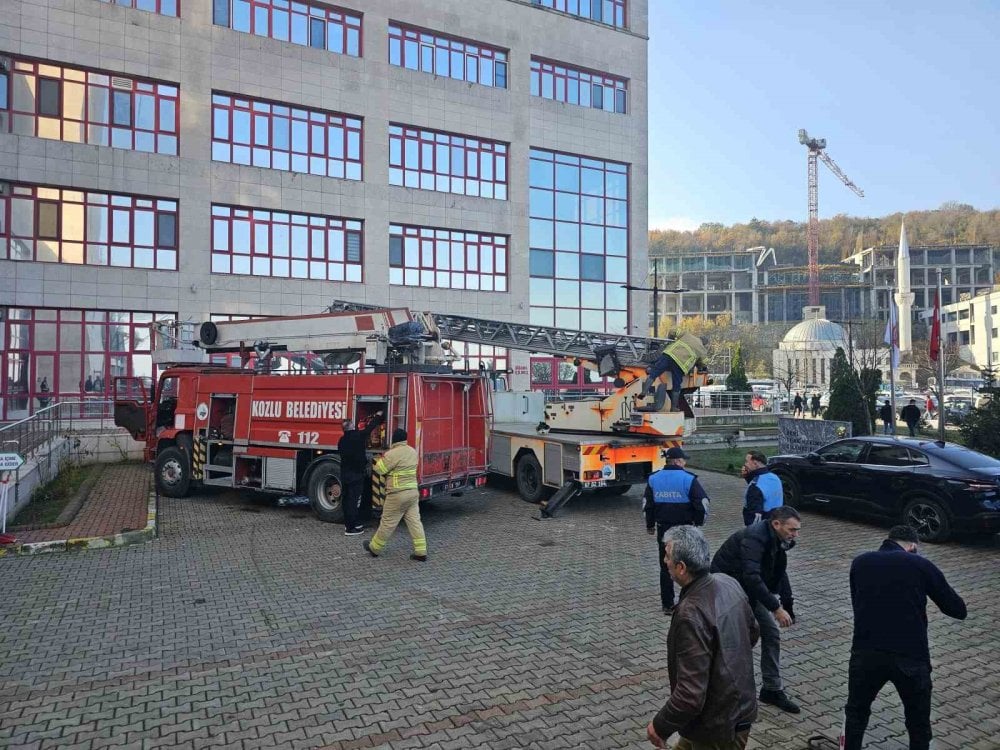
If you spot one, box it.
[0,489,158,557]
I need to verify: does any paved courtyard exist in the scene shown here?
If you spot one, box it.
[2,469,998,749]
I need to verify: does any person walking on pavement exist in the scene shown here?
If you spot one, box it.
[644,447,711,614]
[337,411,383,536]
[810,393,821,418]
[646,526,759,750]
[879,399,894,435]
[364,428,427,561]
[711,506,801,714]
[740,451,783,527]
[842,525,967,750]
[900,399,922,437]
[792,392,803,417]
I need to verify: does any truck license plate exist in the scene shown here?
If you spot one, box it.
[584,480,608,488]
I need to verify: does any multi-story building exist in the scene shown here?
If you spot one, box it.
[940,287,1000,370]
[1,0,649,419]
[650,243,999,331]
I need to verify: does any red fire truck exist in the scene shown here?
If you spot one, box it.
[114,308,490,522]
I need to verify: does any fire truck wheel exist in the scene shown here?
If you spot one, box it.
[155,446,191,498]
[308,462,345,523]
[515,454,550,505]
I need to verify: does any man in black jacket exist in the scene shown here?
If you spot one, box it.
[900,399,922,437]
[879,399,894,435]
[337,411,383,536]
[644,447,711,614]
[842,525,967,750]
[711,506,801,714]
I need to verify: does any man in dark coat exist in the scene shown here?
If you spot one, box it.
[644,447,710,614]
[792,392,803,417]
[900,399,922,437]
[879,399,894,435]
[337,411,383,535]
[711,506,801,714]
[842,525,967,750]
[810,393,821,418]
[646,525,758,749]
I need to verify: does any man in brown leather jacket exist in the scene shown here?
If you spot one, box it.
[647,525,759,750]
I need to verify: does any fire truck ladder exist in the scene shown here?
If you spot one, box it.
[327,300,666,370]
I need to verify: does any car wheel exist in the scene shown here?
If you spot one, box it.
[775,472,803,508]
[155,446,191,498]
[515,454,551,504]
[902,497,951,543]
[308,461,345,523]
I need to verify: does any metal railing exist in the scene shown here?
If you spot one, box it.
[0,400,117,460]
[688,391,790,416]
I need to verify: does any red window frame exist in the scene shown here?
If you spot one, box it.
[211,92,363,180]
[1,54,180,155]
[389,223,508,292]
[98,0,180,17]
[528,147,630,334]
[389,124,508,200]
[215,0,362,57]
[530,57,628,114]
[0,307,174,420]
[0,183,179,270]
[531,0,627,28]
[388,22,508,89]
[210,203,363,282]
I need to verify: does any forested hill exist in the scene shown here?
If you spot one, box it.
[649,203,1000,266]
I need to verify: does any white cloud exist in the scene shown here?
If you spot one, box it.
[648,215,701,232]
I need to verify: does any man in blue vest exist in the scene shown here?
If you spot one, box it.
[741,451,784,527]
[644,446,711,614]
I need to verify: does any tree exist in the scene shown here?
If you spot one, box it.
[726,343,749,392]
[909,338,965,388]
[960,398,1000,457]
[825,347,874,436]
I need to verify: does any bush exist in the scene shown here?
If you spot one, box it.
[726,343,750,392]
[825,347,875,436]
[959,397,1000,457]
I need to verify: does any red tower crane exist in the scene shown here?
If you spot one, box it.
[798,129,864,305]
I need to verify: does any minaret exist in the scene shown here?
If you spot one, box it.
[894,220,914,353]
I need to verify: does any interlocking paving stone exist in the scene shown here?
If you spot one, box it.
[2,468,998,749]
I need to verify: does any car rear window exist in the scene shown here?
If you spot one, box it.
[934,445,1000,469]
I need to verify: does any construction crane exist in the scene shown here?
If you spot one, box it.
[798,129,864,305]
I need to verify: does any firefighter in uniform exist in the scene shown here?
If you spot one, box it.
[643,446,710,614]
[644,334,708,411]
[364,428,428,561]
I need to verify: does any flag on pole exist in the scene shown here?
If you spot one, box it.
[883,299,900,370]
[930,290,941,363]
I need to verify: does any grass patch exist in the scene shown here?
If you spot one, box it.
[685,446,775,476]
[12,464,100,527]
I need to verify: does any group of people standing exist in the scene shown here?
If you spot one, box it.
[642,449,967,750]
[792,391,822,418]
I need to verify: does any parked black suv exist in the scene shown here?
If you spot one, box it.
[769,437,1000,542]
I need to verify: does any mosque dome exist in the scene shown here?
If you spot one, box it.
[780,318,849,350]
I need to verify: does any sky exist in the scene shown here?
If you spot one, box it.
[647,0,1000,231]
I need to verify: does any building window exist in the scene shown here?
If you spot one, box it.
[211,204,362,281]
[388,23,508,89]
[97,0,179,16]
[1,55,179,155]
[447,342,509,374]
[212,0,361,57]
[211,93,362,180]
[389,224,508,291]
[0,308,172,420]
[528,148,628,333]
[530,0,627,28]
[530,58,627,113]
[0,183,178,269]
[389,124,508,199]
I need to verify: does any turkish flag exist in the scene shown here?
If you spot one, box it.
[930,290,941,363]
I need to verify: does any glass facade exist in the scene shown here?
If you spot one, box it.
[99,0,179,15]
[212,0,361,57]
[0,307,173,420]
[211,92,362,180]
[0,183,178,270]
[530,58,627,114]
[389,224,508,291]
[1,56,179,154]
[530,0,627,28]
[388,23,508,89]
[389,124,508,199]
[528,148,629,333]
[211,204,362,281]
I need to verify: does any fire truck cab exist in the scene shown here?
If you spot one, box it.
[115,365,490,522]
